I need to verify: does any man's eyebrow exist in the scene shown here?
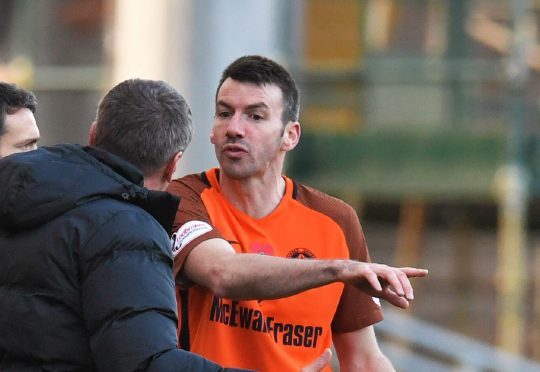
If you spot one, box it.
[216,100,269,111]
[245,102,269,111]
[215,100,232,109]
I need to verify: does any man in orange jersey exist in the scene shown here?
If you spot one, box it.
[167,55,428,371]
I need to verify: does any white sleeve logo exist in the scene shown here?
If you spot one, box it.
[170,221,213,257]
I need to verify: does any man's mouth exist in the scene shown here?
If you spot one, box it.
[223,144,248,159]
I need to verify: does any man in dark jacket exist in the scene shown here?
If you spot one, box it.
[0,79,241,371]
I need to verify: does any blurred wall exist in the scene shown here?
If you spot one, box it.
[178,0,291,176]
[108,0,292,176]
[1,0,294,176]
[1,0,106,146]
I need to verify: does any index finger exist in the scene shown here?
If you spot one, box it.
[399,267,429,278]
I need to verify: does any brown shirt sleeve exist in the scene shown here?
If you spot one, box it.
[331,205,384,332]
[294,182,383,332]
[167,174,222,281]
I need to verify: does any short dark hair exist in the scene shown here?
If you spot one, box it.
[0,82,37,136]
[216,55,300,123]
[93,79,192,175]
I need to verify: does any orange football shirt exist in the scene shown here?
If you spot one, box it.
[167,168,383,372]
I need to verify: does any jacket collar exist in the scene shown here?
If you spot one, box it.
[85,146,180,234]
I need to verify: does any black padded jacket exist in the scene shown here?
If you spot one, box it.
[0,144,235,371]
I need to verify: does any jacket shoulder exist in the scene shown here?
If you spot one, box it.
[76,200,171,263]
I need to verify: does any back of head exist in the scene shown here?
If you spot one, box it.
[216,55,300,124]
[93,79,192,175]
[0,82,37,136]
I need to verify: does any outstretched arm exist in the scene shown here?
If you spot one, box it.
[183,238,427,308]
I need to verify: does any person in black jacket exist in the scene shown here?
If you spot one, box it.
[0,79,245,371]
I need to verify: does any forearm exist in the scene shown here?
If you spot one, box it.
[216,254,344,300]
[333,328,395,372]
[184,239,346,300]
[338,352,394,372]
[145,348,248,372]
[183,238,428,305]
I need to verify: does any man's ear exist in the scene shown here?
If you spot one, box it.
[281,121,301,151]
[164,151,183,183]
[89,121,97,145]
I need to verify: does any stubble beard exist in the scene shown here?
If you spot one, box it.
[220,157,256,180]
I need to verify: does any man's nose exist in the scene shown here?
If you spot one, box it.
[226,114,245,137]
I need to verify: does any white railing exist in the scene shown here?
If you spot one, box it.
[375,308,540,372]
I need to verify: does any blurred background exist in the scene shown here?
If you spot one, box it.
[1,0,540,370]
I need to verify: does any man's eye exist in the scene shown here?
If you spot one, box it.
[218,111,231,118]
[250,113,263,121]
[21,142,38,151]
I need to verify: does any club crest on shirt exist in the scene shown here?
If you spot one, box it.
[286,247,316,259]
[171,221,212,256]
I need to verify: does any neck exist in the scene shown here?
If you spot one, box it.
[144,174,167,191]
[219,170,286,219]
